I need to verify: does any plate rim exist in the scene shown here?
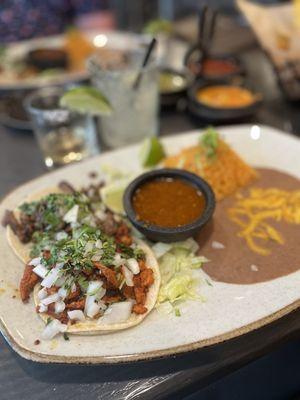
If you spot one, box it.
[1,123,299,364]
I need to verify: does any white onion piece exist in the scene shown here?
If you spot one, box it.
[71,283,77,293]
[41,264,63,288]
[99,301,132,325]
[54,301,65,314]
[86,301,101,318]
[38,303,48,313]
[151,242,172,259]
[86,280,103,295]
[95,209,106,221]
[95,239,103,249]
[63,204,79,224]
[91,253,102,262]
[84,241,94,254]
[58,287,68,299]
[29,257,41,267]
[55,231,68,241]
[85,281,105,318]
[41,293,60,305]
[211,241,225,250]
[41,319,67,340]
[121,265,134,287]
[113,253,124,267]
[38,287,48,300]
[32,264,48,279]
[67,310,85,321]
[126,258,140,275]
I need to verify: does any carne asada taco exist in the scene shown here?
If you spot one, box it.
[3,183,160,337]
[4,187,63,263]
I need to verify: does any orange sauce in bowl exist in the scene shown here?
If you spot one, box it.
[196,86,256,109]
[132,178,206,228]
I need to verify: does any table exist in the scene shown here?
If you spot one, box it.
[1,30,300,400]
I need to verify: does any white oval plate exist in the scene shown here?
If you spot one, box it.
[0,124,300,363]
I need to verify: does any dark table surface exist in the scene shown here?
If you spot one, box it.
[1,23,300,400]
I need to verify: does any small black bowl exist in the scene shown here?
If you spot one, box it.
[123,168,216,243]
[184,48,244,81]
[188,80,262,123]
[159,67,192,107]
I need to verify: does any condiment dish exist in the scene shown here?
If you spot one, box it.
[188,80,262,122]
[123,168,216,242]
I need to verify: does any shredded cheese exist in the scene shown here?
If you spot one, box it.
[228,188,300,255]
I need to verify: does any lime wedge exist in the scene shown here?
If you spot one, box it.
[60,86,112,116]
[139,137,166,167]
[100,178,132,214]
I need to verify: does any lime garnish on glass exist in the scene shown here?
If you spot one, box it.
[139,137,166,167]
[60,86,112,116]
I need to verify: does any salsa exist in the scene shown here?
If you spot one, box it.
[201,58,239,77]
[196,85,256,109]
[132,178,206,228]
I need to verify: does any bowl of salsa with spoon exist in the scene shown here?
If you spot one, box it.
[123,169,215,242]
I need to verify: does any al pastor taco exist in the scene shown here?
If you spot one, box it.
[3,182,160,338]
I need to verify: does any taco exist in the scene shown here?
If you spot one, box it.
[5,187,63,263]
[3,183,161,338]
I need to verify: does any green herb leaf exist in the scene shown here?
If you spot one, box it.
[175,308,181,317]
[201,127,219,159]
[63,333,70,341]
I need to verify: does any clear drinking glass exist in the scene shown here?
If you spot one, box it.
[87,51,159,149]
[25,87,99,168]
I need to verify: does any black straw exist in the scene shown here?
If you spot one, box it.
[133,38,157,90]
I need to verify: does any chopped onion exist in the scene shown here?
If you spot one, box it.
[121,265,134,287]
[71,282,77,293]
[211,241,225,250]
[63,204,79,224]
[85,282,106,318]
[126,258,140,275]
[251,264,259,272]
[41,319,67,340]
[91,253,102,262]
[99,302,132,324]
[113,253,124,267]
[58,287,68,299]
[38,287,48,300]
[84,241,94,254]
[38,303,48,313]
[29,257,41,267]
[151,242,172,259]
[41,264,63,288]
[32,264,48,279]
[54,301,65,314]
[55,231,68,241]
[86,280,103,296]
[85,301,101,318]
[95,239,102,249]
[41,293,60,305]
[95,209,106,221]
[67,310,85,321]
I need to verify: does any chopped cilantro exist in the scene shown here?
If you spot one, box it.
[46,317,52,325]
[175,308,181,317]
[63,333,70,341]
[201,127,219,159]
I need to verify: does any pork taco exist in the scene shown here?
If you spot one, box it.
[3,182,160,338]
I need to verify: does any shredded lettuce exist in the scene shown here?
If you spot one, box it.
[154,238,209,315]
